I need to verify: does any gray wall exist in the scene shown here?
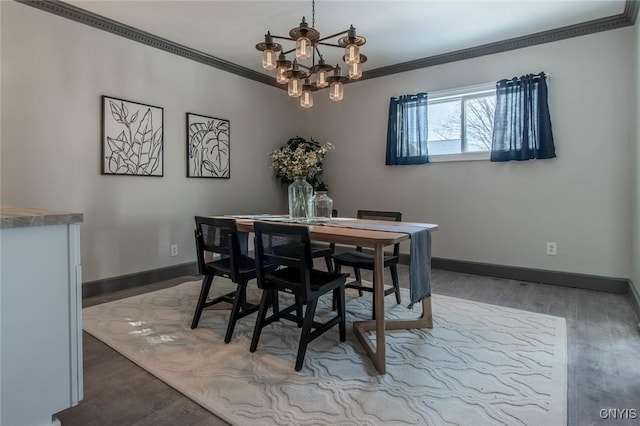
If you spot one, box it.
[0,2,295,282]
[1,1,637,290]
[305,27,635,283]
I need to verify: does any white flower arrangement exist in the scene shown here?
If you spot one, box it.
[270,136,334,190]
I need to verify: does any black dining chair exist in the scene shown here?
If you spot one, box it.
[192,216,265,343]
[310,209,338,272]
[331,210,403,319]
[250,221,348,371]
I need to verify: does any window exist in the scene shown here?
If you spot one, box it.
[427,83,496,161]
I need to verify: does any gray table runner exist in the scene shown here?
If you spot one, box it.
[323,221,432,307]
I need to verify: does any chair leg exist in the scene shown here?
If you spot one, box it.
[324,255,334,273]
[191,275,214,329]
[295,298,318,371]
[271,289,280,316]
[250,289,273,353]
[354,268,363,296]
[390,265,402,305]
[332,263,343,311]
[295,295,304,327]
[224,281,246,344]
[337,287,346,342]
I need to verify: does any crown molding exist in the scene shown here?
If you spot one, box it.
[16,0,639,86]
[16,0,278,87]
[362,0,638,81]
[625,0,640,24]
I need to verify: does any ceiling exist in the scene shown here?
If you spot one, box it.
[65,0,627,77]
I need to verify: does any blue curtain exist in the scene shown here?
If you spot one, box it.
[490,72,556,162]
[385,93,429,165]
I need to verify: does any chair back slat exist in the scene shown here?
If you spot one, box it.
[253,222,313,297]
[194,216,242,279]
[357,210,402,255]
[357,210,402,222]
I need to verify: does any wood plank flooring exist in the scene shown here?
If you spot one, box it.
[56,266,640,426]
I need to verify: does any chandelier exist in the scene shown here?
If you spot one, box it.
[255,0,366,108]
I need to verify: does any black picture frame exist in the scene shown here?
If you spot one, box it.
[101,95,164,177]
[186,112,230,179]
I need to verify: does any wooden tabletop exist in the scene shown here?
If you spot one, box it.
[232,217,438,247]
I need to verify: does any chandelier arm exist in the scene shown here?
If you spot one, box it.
[314,46,324,60]
[316,42,343,48]
[282,47,297,55]
[270,35,296,42]
[317,29,350,42]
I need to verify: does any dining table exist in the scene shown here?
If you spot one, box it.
[229,215,438,374]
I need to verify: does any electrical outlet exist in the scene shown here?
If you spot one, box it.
[546,242,557,256]
[170,244,178,257]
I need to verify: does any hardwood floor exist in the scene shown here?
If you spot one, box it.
[56,267,640,426]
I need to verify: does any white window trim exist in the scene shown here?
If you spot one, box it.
[429,81,495,100]
[429,151,490,163]
[427,81,495,162]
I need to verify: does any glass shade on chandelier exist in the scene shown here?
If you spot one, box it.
[262,50,277,70]
[288,78,303,97]
[349,62,362,80]
[276,67,289,84]
[275,52,291,84]
[300,89,313,108]
[255,0,366,107]
[329,81,343,101]
[300,79,315,108]
[328,65,345,101]
[296,37,312,60]
[344,44,360,65]
[316,69,328,88]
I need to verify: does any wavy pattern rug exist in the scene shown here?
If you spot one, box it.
[83,280,567,426]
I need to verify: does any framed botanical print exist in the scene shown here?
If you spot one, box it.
[102,95,164,176]
[186,113,230,178]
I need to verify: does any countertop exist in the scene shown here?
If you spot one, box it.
[0,206,83,229]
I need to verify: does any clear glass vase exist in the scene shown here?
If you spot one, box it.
[288,176,313,221]
[312,191,333,222]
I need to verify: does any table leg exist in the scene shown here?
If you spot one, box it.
[353,242,387,374]
[383,296,433,330]
[352,244,434,374]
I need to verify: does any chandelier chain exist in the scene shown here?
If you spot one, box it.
[312,0,315,28]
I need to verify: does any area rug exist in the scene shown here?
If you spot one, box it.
[83,280,567,426]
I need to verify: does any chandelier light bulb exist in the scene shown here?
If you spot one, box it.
[296,37,312,60]
[316,70,328,88]
[288,78,303,98]
[349,62,362,80]
[276,67,289,84]
[345,44,360,65]
[262,50,277,70]
[329,81,343,101]
[300,90,314,108]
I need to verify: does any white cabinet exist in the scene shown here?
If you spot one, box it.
[0,208,83,426]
